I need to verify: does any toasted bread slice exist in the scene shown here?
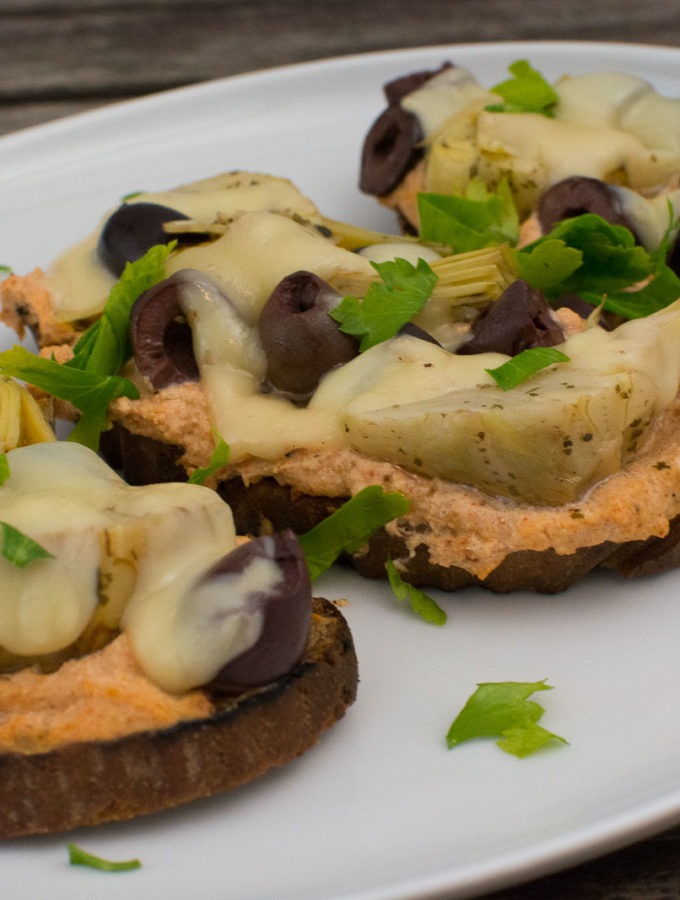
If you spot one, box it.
[0,597,357,838]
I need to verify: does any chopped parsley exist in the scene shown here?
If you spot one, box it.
[418,178,519,252]
[0,453,9,485]
[330,257,437,351]
[446,679,567,758]
[516,212,680,317]
[486,347,570,390]
[68,842,141,872]
[486,60,559,117]
[0,244,173,451]
[385,558,446,625]
[0,521,54,568]
[188,432,230,485]
[298,485,410,581]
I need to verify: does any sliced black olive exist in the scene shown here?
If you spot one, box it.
[205,531,312,693]
[359,104,424,196]
[456,279,564,356]
[129,270,202,390]
[98,202,190,277]
[258,271,359,402]
[537,177,637,236]
[383,61,454,105]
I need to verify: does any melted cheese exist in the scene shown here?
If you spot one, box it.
[47,172,321,322]
[0,442,249,693]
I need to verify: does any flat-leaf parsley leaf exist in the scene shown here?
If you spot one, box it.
[446,679,567,758]
[298,485,410,581]
[330,257,437,351]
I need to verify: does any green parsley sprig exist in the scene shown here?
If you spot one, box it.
[0,521,54,567]
[0,243,173,451]
[385,558,446,625]
[68,842,141,872]
[486,347,570,390]
[516,212,680,317]
[446,679,567,758]
[486,60,559,117]
[188,432,230,485]
[330,257,437,351]
[298,485,410,581]
[418,178,519,253]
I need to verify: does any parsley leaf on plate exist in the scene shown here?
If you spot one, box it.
[298,485,410,581]
[385,558,446,625]
[418,178,519,252]
[486,346,570,390]
[486,60,558,117]
[68,842,141,872]
[446,679,567,758]
[330,257,437,351]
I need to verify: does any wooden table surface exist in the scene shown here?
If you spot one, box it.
[2,2,680,898]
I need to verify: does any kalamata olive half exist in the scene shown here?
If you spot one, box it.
[359,104,424,196]
[537,176,637,236]
[129,270,201,390]
[258,270,359,402]
[456,279,564,356]
[204,531,312,693]
[98,202,190,277]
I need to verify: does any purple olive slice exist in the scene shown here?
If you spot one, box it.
[258,270,359,402]
[129,270,202,390]
[98,202,191,277]
[537,176,637,236]
[359,104,424,197]
[204,531,312,693]
[456,279,564,356]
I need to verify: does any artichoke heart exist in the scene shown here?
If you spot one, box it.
[321,299,680,506]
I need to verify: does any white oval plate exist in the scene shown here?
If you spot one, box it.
[2,41,680,900]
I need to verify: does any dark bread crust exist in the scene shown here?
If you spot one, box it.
[217,474,667,593]
[103,425,680,594]
[0,597,357,839]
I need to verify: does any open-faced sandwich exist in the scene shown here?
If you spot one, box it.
[2,89,680,596]
[0,439,357,838]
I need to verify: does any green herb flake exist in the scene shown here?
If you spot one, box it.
[0,522,54,567]
[0,453,9,485]
[330,257,437,351]
[0,265,12,275]
[0,345,139,452]
[418,178,519,252]
[385,558,446,625]
[298,485,410,581]
[446,679,567,758]
[68,842,141,872]
[188,432,230,485]
[486,60,559,117]
[486,347,569,390]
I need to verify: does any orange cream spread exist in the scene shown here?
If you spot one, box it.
[0,634,213,753]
